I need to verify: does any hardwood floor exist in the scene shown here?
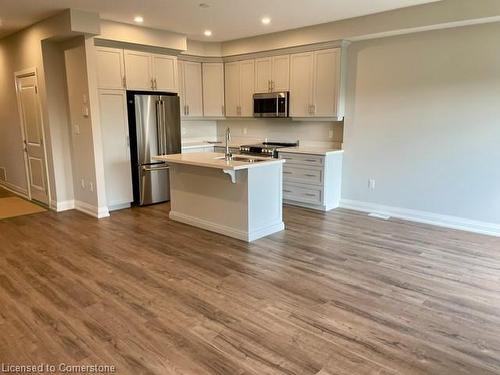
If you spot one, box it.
[0,201,499,374]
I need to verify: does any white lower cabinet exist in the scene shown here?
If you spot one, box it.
[98,89,133,210]
[278,151,343,211]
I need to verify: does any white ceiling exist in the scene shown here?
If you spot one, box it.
[0,0,440,41]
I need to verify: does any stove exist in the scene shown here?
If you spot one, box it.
[240,141,298,158]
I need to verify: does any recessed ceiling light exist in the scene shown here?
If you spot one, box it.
[199,3,210,8]
[134,16,144,23]
[204,30,212,37]
[261,17,271,25]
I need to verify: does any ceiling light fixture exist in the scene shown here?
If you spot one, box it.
[134,16,144,23]
[204,30,212,37]
[261,17,271,25]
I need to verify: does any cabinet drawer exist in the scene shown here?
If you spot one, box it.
[283,165,323,185]
[283,184,323,204]
[279,153,324,166]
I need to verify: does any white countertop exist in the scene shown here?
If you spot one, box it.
[279,146,344,156]
[153,152,284,171]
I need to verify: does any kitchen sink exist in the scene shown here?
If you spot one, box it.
[214,156,267,163]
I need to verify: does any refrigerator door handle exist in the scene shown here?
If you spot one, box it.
[160,100,167,155]
[155,100,163,155]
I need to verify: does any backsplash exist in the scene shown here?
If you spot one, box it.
[217,119,344,147]
[181,120,218,143]
[181,118,344,148]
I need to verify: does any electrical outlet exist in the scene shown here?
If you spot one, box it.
[81,179,85,189]
[74,124,80,135]
[368,179,376,190]
[89,181,94,192]
[243,127,248,135]
[329,129,334,139]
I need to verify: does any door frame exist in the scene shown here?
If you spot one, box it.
[14,67,52,206]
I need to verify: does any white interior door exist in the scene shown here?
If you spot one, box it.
[16,73,50,205]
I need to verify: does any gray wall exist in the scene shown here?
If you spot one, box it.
[342,22,500,224]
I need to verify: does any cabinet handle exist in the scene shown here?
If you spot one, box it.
[154,78,158,90]
[271,80,274,91]
[283,171,292,174]
[305,159,317,163]
[311,104,316,114]
[283,189,292,193]
[304,174,316,177]
[268,80,271,92]
[151,78,155,90]
[187,105,189,115]
[221,105,225,115]
[304,193,317,197]
[122,76,126,88]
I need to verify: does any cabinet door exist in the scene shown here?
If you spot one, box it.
[96,47,125,90]
[313,48,340,117]
[183,61,203,117]
[224,62,240,117]
[290,52,314,117]
[272,55,290,92]
[202,63,225,117]
[177,60,186,116]
[153,54,178,92]
[254,57,272,93]
[98,89,133,208]
[124,50,153,90]
[239,59,255,117]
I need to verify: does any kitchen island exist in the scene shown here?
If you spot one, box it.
[153,152,285,242]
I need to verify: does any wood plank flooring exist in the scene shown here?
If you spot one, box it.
[0,196,499,374]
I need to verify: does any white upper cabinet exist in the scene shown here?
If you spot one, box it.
[290,52,314,117]
[124,50,153,90]
[224,61,240,117]
[152,54,178,92]
[254,57,272,93]
[178,60,203,117]
[122,49,178,92]
[290,48,343,118]
[312,48,341,117]
[254,55,289,93]
[202,62,225,117]
[272,55,290,92]
[96,47,125,90]
[239,59,255,117]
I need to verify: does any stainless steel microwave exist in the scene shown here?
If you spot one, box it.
[253,92,289,118]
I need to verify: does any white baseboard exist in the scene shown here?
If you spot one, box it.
[0,181,29,199]
[74,200,110,219]
[108,202,131,211]
[340,199,500,237]
[50,199,75,212]
[170,210,284,242]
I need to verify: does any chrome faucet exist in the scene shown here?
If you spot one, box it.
[224,127,232,161]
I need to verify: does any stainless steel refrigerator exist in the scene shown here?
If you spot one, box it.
[127,91,181,205]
